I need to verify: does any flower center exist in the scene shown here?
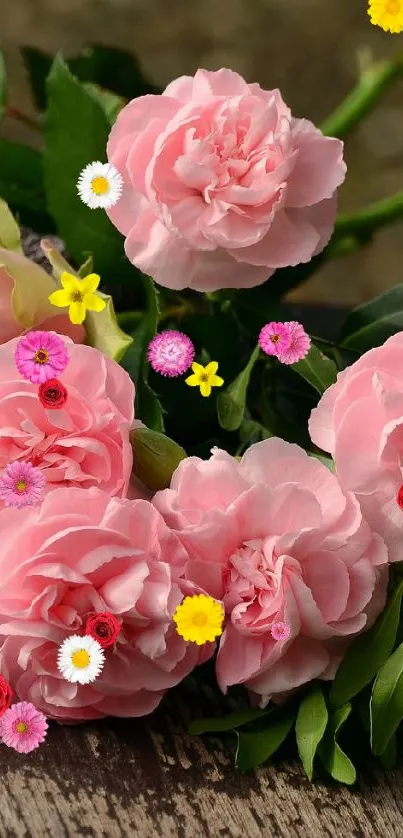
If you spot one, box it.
[34,349,49,364]
[71,649,90,668]
[91,176,109,195]
[16,480,27,493]
[191,611,208,627]
[96,623,109,638]
[200,374,209,382]
[386,0,401,13]
[15,721,29,734]
[270,334,281,344]
[70,290,84,303]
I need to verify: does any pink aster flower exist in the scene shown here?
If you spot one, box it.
[259,322,292,358]
[147,330,195,377]
[278,321,311,365]
[271,622,291,642]
[0,461,45,507]
[0,701,48,753]
[15,330,69,384]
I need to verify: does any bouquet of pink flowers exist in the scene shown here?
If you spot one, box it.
[0,22,403,782]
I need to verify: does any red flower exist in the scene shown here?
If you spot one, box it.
[85,612,121,649]
[0,675,13,717]
[38,378,68,409]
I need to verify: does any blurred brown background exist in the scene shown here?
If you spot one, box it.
[1,0,403,305]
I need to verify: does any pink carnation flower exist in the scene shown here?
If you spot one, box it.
[0,461,45,507]
[0,336,135,501]
[106,68,346,292]
[259,321,310,364]
[153,439,388,705]
[309,331,403,562]
[0,488,212,721]
[0,701,48,753]
[147,330,195,377]
[15,331,69,384]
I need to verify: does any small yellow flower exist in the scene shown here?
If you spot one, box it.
[48,272,106,325]
[368,0,403,32]
[185,361,224,397]
[173,594,224,645]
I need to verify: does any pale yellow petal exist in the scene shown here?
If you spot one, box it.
[69,301,86,325]
[80,273,101,294]
[85,293,106,313]
[48,289,70,308]
[211,376,224,388]
[185,374,200,387]
[200,381,212,397]
[205,361,218,376]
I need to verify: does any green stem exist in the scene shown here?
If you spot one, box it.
[321,54,403,139]
[117,311,143,330]
[335,192,403,238]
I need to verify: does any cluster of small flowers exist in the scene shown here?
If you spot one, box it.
[0,331,71,508]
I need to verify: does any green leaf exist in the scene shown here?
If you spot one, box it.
[83,83,125,124]
[370,642,403,756]
[130,427,186,491]
[121,275,164,432]
[339,285,403,353]
[44,55,132,280]
[295,687,328,781]
[189,707,270,736]
[379,733,397,770]
[292,344,337,395]
[235,709,295,773]
[0,50,6,122]
[0,139,49,229]
[330,580,403,708]
[0,198,22,252]
[217,345,260,431]
[23,44,158,111]
[318,704,356,785]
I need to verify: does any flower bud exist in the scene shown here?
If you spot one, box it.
[130,428,186,491]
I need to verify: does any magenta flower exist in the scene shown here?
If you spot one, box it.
[270,622,291,642]
[0,701,48,753]
[258,322,292,358]
[15,331,69,384]
[278,322,311,365]
[259,321,310,365]
[147,330,195,377]
[0,461,45,507]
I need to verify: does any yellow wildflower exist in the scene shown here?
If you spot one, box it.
[173,595,224,645]
[185,361,224,397]
[367,0,403,32]
[48,272,106,325]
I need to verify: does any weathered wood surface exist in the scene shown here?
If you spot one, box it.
[1,694,403,838]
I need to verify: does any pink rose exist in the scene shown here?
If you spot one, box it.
[107,68,346,292]
[0,253,84,345]
[153,439,387,705]
[0,336,134,499]
[310,332,403,562]
[0,488,210,720]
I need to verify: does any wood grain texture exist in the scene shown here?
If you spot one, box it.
[1,692,403,838]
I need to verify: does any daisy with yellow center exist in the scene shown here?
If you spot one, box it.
[368,0,403,32]
[173,594,224,645]
[48,272,106,325]
[185,361,224,397]
[77,161,123,209]
[57,635,105,684]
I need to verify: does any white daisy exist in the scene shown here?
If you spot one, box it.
[57,635,105,684]
[77,161,123,209]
